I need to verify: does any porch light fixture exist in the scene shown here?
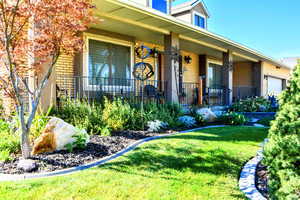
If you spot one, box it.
[150,47,159,58]
[184,55,192,64]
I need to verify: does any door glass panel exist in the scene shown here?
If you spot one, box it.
[208,63,223,88]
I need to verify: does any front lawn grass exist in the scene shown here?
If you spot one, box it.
[0,126,268,200]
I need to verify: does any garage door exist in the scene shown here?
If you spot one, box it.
[268,77,283,95]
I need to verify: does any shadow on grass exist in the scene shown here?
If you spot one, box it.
[100,143,243,183]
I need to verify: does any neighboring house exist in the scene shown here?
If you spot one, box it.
[281,57,299,69]
[3,0,293,111]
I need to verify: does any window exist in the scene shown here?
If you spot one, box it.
[88,39,131,86]
[194,12,206,29]
[208,63,222,88]
[152,0,168,14]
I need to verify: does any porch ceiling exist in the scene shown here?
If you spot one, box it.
[91,0,287,66]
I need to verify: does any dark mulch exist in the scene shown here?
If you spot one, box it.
[255,162,269,199]
[0,130,176,175]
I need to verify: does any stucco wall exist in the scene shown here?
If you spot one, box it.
[181,50,199,83]
[233,62,253,87]
[262,62,291,96]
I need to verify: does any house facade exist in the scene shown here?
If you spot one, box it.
[23,0,293,111]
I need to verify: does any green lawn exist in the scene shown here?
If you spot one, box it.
[0,126,268,200]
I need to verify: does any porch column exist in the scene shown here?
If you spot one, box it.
[222,50,233,105]
[252,61,263,96]
[164,32,180,103]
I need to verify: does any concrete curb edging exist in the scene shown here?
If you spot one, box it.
[239,139,269,200]
[0,125,226,182]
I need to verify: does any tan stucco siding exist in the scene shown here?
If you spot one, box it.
[181,50,199,83]
[233,62,253,87]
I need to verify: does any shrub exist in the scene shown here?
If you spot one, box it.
[263,65,300,199]
[218,112,247,125]
[257,117,274,127]
[141,102,183,129]
[0,119,20,162]
[147,120,168,132]
[190,108,206,125]
[30,108,52,140]
[178,116,196,128]
[51,99,103,135]
[65,129,89,152]
[230,97,276,112]
[102,98,136,131]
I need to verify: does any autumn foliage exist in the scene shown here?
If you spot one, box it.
[0,0,94,158]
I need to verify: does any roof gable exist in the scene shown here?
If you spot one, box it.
[171,0,210,17]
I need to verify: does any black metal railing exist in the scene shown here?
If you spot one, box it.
[233,86,257,102]
[180,82,200,105]
[203,87,228,106]
[56,76,168,105]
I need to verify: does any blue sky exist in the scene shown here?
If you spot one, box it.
[173,0,300,59]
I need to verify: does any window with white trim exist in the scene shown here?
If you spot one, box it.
[88,39,132,86]
[151,0,169,14]
[193,12,206,29]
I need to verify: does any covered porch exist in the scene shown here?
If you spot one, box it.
[54,0,264,107]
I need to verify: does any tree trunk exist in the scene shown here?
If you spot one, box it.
[21,128,31,159]
[18,105,32,159]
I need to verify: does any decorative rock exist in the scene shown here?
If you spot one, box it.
[196,108,217,122]
[254,123,266,128]
[249,118,260,123]
[17,159,37,172]
[32,117,89,155]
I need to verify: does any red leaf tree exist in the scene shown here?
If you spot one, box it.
[0,0,94,158]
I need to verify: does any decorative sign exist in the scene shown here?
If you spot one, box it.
[133,45,154,81]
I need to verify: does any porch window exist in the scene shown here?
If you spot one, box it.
[88,39,131,86]
[208,63,222,88]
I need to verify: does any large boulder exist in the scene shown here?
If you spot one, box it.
[32,117,89,155]
[196,108,217,122]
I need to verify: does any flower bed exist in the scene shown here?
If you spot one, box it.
[0,130,172,174]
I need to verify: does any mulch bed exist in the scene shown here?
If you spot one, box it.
[255,162,269,199]
[0,130,176,175]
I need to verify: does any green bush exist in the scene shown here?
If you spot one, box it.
[102,98,136,131]
[51,99,104,135]
[263,65,300,199]
[0,119,20,162]
[141,102,183,128]
[218,112,247,125]
[65,129,89,152]
[257,117,274,127]
[230,97,275,112]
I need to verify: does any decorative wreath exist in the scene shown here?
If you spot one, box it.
[133,62,155,81]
